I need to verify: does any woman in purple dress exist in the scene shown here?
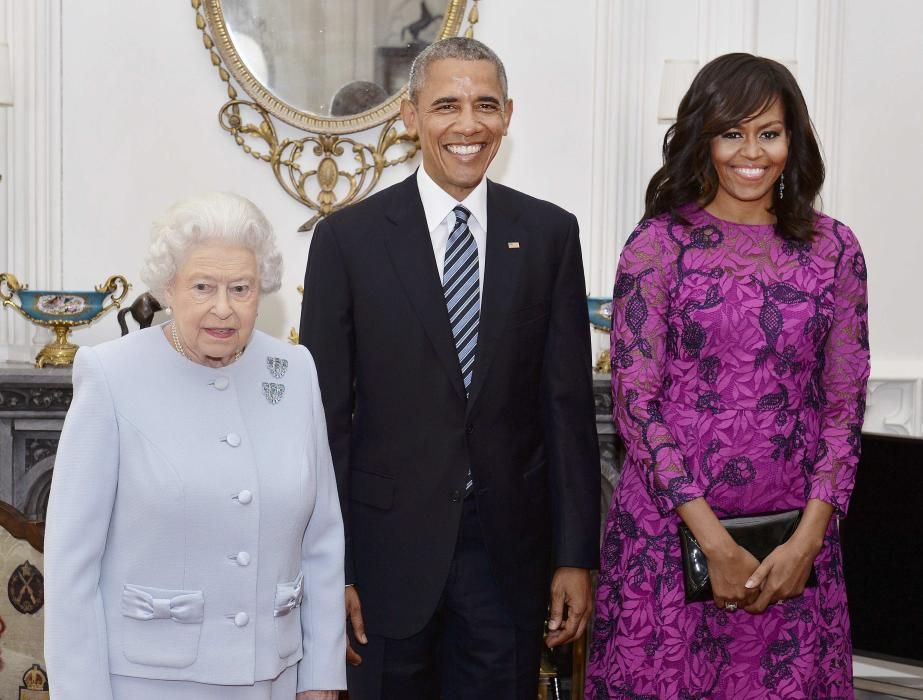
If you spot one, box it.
[586,53,869,699]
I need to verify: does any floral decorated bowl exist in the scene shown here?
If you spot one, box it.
[0,273,130,367]
[587,296,614,333]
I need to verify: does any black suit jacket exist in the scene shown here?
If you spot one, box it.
[300,173,599,639]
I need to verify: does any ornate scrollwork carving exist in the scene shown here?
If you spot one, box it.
[0,388,72,412]
[216,100,419,231]
[24,439,58,472]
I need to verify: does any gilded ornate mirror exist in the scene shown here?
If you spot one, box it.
[192,0,479,230]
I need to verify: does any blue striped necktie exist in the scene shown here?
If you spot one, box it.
[444,205,478,494]
[443,205,480,396]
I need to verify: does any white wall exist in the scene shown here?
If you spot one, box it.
[0,0,62,356]
[838,0,923,372]
[1,0,921,432]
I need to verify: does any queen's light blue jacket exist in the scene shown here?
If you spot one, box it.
[44,326,345,698]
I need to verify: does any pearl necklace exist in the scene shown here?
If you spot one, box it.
[171,321,242,364]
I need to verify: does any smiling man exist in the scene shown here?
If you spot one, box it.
[299,37,600,700]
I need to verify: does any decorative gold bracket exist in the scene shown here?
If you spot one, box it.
[288,285,304,345]
[216,100,418,232]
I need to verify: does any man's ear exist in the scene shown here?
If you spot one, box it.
[400,99,418,138]
[502,98,514,136]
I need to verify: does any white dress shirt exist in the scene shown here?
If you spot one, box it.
[416,166,488,298]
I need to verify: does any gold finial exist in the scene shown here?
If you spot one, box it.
[464,0,480,37]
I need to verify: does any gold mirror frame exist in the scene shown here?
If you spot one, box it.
[191,0,477,231]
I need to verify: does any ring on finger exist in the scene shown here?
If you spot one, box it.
[724,601,738,612]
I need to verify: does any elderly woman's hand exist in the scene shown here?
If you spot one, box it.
[296,691,340,700]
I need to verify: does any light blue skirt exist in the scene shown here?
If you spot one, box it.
[110,664,296,699]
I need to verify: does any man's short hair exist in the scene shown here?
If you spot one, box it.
[408,37,508,103]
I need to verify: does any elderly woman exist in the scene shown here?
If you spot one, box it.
[44,192,345,700]
[587,54,869,698]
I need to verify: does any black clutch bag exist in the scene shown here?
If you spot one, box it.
[678,509,818,603]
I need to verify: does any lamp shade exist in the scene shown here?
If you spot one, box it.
[657,59,699,124]
[0,42,13,106]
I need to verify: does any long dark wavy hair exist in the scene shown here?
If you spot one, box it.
[644,53,825,241]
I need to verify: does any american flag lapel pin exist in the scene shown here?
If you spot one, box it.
[507,241,520,249]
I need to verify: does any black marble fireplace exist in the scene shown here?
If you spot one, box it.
[0,364,72,520]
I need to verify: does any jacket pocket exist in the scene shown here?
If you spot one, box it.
[120,583,204,668]
[274,572,304,658]
[349,468,395,510]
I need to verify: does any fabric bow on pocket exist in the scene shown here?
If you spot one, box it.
[121,584,205,623]
[120,583,205,668]
[273,572,305,617]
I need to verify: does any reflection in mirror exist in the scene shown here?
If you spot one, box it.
[222,0,445,117]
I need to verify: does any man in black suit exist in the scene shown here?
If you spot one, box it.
[300,37,599,700]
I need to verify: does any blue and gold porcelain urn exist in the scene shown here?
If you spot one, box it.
[587,296,613,373]
[0,272,130,367]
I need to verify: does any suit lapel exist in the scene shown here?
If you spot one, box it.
[466,181,524,415]
[383,176,467,401]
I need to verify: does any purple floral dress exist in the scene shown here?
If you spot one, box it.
[586,205,870,699]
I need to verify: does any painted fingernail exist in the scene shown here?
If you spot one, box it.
[745,579,756,589]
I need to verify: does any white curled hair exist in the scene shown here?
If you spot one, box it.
[140,192,283,299]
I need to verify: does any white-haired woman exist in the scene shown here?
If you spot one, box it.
[44,192,345,700]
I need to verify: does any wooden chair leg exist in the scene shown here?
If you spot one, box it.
[571,627,587,697]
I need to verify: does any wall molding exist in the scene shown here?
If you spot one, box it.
[586,0,648,361]
[697,0,759,60]
[587,0,646,301]
[812,0,845,215]
[865,378,923,438]
[0,0,63,363]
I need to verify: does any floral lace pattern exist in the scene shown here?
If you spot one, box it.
[587,205,870,699]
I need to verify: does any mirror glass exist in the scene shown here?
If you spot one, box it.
[222,0,447,117]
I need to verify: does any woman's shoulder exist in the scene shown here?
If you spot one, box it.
[623,205,701,255]
[812,211,861,248]
[78,325,166,368]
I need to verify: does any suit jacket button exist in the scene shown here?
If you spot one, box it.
[465,425,474,435]
[450,490,461,503]
[234,612,250,627]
